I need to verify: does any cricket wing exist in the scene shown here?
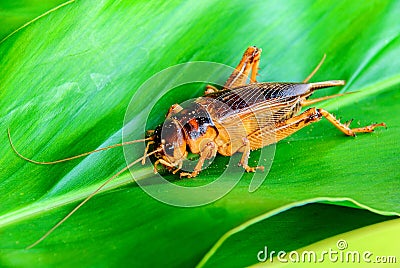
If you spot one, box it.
[229,96,302,149]
[199,83,310,150]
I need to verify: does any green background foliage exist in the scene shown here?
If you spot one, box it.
[0,0,399,267]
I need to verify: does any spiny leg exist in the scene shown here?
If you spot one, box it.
[180,141,217,178]
[238,137,264,173]
[270,107,385,142]
[271,108,326,142]
[318,109,386,136]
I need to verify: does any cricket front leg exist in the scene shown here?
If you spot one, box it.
[153,159,176,173]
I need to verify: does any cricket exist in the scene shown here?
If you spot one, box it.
[8,46,386,248]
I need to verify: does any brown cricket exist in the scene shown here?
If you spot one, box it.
[149,46,385,178]
[8,46,386,247]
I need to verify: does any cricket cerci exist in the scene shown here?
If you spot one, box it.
[9,46,385,248]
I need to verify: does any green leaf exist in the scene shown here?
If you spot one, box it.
[197,202,399,267]
[262,217,400,267]
[0,0,399,267]
[0,0,72,41]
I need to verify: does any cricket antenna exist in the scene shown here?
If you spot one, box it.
[26,147,162,249]
[7,128,153,165]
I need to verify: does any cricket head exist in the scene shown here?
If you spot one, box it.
[152,118,187,170]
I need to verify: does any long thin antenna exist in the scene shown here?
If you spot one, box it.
[26,147,162,249]
[303,54,326,83]
[8,128,152,164]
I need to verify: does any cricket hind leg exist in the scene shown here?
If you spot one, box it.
[317,109,386,136]
[273,107,386,141]
[204,46,262,95]
[224,46,262,88]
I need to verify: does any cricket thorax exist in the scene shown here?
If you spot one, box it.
[154,101,218,160]
[169,101,216,140]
